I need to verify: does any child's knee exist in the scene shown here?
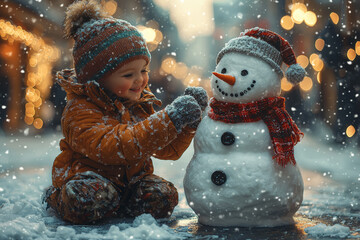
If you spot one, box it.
[125,175,178,218]
[47,171,122,224]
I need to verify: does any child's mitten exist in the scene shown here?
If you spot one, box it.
[165,95,201,132]
[184,87,208,111]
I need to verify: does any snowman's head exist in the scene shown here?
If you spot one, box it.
[211,28,306,103]
[211,52,281,103]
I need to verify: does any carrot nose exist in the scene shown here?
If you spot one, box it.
[212,72,236,86]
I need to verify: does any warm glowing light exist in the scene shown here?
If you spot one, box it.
[346,125,356,138]
[304,11,317,27]
[141,28,156,42]
[103,0,117,16]
[172,62,189,79]
[161,57,176,74]
[34,98,43,108]
[312,58,324,72]
[356,41,360,55]
[347,48,356,61]
[315,38,325,51]
[291,3,307,24]
[184,73,201,87]
[154,30,163,43]
[147,42,158,52]
[153,0,214,42]
[309,53,319,63]
[317,72,321,83]
[330,12,339,24]
[296,55,309,68]
[299,76,313,91]
[24,116,34,125]
[281,77,293,91]
[25,105,35,117]
[29,57,37,67]
[280,16,294,30]
[33,118,43,129]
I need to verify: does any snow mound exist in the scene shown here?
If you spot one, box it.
[305,223,350,238]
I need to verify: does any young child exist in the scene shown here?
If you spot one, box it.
[43,0,208,224]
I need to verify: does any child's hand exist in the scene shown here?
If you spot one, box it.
[165,95,201,132]
[184,87,208,111]
[184,87,208,129]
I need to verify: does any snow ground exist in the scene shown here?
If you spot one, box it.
[0,127,359,239]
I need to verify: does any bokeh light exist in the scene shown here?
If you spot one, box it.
[330,12,339,24]
[347,48,356,61]
[103,0,117,16]
[291,3,307,24]
[304,11,317,27]
[315,38,325,51]
[346,125,356,137]
[281,77,293,92]
[297,55,309,68]
[299,76,313,91]
[280,16,294,30]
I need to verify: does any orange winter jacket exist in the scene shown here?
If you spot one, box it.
[52,69,195,189]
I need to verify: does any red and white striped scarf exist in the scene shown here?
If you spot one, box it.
[208,97,304,167]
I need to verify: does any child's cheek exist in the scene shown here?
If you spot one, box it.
[142,77,149,88]
[115,83,131,94]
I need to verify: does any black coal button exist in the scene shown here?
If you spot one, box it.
[221,132,235,145]
[211,171,227,186]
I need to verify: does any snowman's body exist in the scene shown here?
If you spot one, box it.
[183,52,304,227]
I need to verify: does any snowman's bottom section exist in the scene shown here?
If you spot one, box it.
[183,152,304,227]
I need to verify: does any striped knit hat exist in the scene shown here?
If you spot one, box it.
[64,0,150,83]
[217,27,306,84]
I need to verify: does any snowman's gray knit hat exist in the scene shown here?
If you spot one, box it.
[217,27,306,84]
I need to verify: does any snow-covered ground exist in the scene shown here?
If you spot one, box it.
[0,126,359,239]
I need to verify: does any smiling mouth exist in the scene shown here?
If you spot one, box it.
[215,80,256,97]
[130,88,141,93]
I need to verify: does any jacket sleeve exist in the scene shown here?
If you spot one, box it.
[152,126,196,160]
[63,99,178,166]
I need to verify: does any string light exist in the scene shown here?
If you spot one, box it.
[299,76,313,91]
[346,125,356,138]
[355,41,360,55]
[315,38,325,51]
[330,12,339,24]
[304,11,317,27]
[137,24,164,52]
[103,0,117,16]
[281,77,293,91]
[296,55,309,68]
[0,19,59,130]
[291,3,307,24]
[347,48,356,61]
[280,16,294,30]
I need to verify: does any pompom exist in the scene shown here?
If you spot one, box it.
[64,0,107,39]
[285,63,306,84]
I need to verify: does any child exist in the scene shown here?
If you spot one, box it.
[43,0,208,224]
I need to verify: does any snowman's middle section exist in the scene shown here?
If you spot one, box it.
[184,115,303,227]
[194,115,272,154]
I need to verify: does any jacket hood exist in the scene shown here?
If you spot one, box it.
[56,68,162,110]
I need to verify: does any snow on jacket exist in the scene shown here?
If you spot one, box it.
[52,69,195,189]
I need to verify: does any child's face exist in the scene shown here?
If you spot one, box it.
[102,59,149,101]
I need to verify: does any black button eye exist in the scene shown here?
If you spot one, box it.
[221,68,227,74]
[241,70,248,76]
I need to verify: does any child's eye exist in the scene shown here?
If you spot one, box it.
[141,69,149,73]
[122,73,133,78]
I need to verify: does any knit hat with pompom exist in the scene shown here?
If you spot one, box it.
[64,0,150,83]
[217,27,306,84]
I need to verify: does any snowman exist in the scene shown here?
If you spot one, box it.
[183,28,306,227]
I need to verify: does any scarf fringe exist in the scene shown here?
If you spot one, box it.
[273,151,296,167]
